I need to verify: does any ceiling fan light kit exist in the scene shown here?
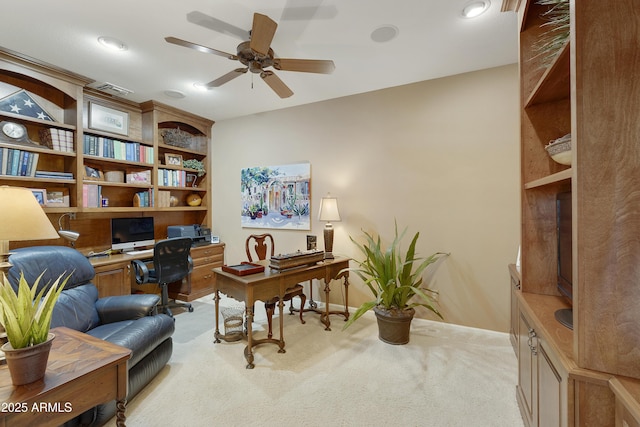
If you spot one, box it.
[166,12,335,98]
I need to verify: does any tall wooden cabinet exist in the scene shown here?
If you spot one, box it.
[0,47,223,299]
[508,0,640,425]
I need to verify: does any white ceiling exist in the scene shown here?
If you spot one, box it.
[1,0,517,122]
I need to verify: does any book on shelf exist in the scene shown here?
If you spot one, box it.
[39,128,74,152]
[158,168,187,187]
[133,189,154,208]
[83,134,154,164]
[0,147,39,177]
[82,184,101,208]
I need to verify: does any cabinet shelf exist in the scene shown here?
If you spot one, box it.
[157,185,204,192]
[524,168,571,189]
[83,179,151,189]
[155,206,208,212]
[83,128,148,146]
[0,175,75,185]
[83,155,153,168]
[158,142,206,157]
[0,141,76,157]
[82,207,155,213]
[0,112,77,131]
[525,42,571,108]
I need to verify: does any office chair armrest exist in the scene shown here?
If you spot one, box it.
[95,294,162,323]
[131,259,150,284]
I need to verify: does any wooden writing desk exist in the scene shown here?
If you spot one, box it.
[212,256,349,369]
[0,327,131,427]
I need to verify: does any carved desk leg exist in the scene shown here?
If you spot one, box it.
[341,273,350,321]
[115,399,127,427]
[213,290,222,343]
[278,298,286,353]
[244,304,255,369]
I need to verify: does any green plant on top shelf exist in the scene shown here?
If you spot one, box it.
[532,0,570,69]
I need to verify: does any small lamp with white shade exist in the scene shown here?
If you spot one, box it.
[318,193,341,259]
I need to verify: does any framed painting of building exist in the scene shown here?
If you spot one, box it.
[241,162,310,230]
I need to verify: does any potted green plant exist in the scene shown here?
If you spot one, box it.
[0,271,69,385]
[182,159,206,176]
[343,222,448,344]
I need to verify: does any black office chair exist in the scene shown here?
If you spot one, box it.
[246,233,306,338]
[132,237,194,317]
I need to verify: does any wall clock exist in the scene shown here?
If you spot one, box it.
[0,121,35,145]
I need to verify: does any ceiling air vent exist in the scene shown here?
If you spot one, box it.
[92,82,134,96]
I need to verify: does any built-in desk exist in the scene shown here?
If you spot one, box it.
[88,243,225,299]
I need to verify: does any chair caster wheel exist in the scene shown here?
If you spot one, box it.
[188,306,194,312]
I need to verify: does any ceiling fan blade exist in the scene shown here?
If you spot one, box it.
[165,37,237,60]
[205,68,248,88]
[250,13,277,56]
[274,58,335,74]
[186,11,250,40]
[261,71,293,98]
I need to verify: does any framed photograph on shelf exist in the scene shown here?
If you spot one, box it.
[84,165,104,180]
[45,187,70,207]
[88,102,129,136]
[165,153,183,166]
[29,188,47,206]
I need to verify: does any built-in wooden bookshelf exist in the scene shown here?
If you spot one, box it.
[0,47,215,254]
[509,0,640,425]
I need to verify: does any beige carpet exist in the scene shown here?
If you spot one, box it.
[106,295,523,427]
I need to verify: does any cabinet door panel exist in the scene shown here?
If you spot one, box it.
[538,344,562,426]
[518,311,536,427]
[94,262,129,297]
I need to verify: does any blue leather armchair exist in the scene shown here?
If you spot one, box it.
[6,246,175,426]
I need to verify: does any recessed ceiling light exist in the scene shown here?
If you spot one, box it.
[97,36,128,51]
[370,25,399,43]
[163,90,185,99]
[461,1,490,18]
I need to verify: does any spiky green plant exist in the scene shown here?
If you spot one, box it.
[0,271,69,349]
[343,222,448,330]
[532,0,570,68]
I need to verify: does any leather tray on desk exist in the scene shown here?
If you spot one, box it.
[222,262,265,276]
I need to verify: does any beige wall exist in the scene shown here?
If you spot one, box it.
[211,64,520,332]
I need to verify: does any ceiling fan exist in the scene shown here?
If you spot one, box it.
[165,13,335,98]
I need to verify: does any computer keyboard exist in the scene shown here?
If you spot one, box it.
[125,249,154,257]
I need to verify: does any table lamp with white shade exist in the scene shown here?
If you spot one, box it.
[318,193,341,259]
[0,186,59,272]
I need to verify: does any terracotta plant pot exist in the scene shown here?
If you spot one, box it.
[373,306,415,345]
[1,333,55,385]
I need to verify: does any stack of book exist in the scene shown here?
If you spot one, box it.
[34,170,73,180]
[0,148,39,176]
[39,128,74,152]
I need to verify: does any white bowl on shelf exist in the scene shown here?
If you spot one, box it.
[545,134,572,165]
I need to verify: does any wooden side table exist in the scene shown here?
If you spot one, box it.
[0,327,131,427]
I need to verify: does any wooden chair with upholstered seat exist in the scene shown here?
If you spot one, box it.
[246,233,306,338]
